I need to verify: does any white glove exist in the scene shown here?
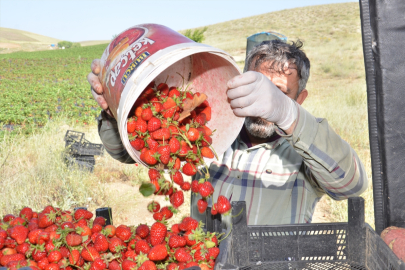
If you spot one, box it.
[226,71,297,130]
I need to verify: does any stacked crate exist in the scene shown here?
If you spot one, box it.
[63,130,104,172]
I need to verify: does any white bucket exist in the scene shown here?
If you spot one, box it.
[99,24,244,166]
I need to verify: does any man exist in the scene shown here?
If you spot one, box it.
[87,40,368,225]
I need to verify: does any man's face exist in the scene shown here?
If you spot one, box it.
[244,61,307,138]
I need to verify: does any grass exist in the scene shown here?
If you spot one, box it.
[1,2,374,227]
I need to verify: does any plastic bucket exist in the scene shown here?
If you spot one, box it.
[99,24,244,166]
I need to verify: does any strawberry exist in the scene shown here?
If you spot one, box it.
[148,244,168,261]
[130,138,145,151]
[201,106,211,121]
[135,106,143,117]
[115,225,132,241]
[38,212,54,228]
[201,134,212,147]
[191,180,199,193]
[168,87,180,98]
[16,242,30,255]
[170,170,184,186]
[186,127,200,142]
[198,182,213,198]
[135,239,150,255]
[153,212,163,221]
[168,235,186,248]
[168,157,181,170]
[127,117,136,133]
[217,195,232,215]
[174,248,192,263]
[194,113,207,125]
[147,201,160,213]
[211,203,218,215]
[197,199,208,214]
[93,216,106,226]
[151,179,160,194]
[103,224,116,237]
[178,143,190,158]
[0,253,25,266]
[136,224,150,239]
[202,125,213,136]
[65,232,82,246]
[169,137,180,153]
[38,258,50,269]
[167,263,179,270]
[141,107,153,121]
[150,222,167,246]
[208,247,220,260]
[186,262,200,268]
[32,247,47,262]
[146,137,159,151]
[10,225,29,245]
[170,190,184,208]
[37,231,50,245]
[19,207,33,221]
[160,207,174,220]
[182,162,197,176]
[162,97,177,111]
[48,250,62,263]
[68,249,81,265]
[194,248,210,261]
[141,149,158,166]
[152,128,171,141]
[108,260,121,270]
[147,117,161,132]
[28,222,39,231]
[199,263,211,270]
[81,246,100,262]
[157,83,169,94]
[92,258,107,270]
[181,182,191,191]
[148,168,161,181]
[201,147,214,158]
[60,246,70,258]
[109,237,124,253]
[157,145,171,164]
[93,234,109,253]
[139,260,157,270]
[74,209,93,221]
[184,231,196,246]
[150,97,162,113]
[122,259,137,270]
[3,214,15,222]
[135,118,148,133]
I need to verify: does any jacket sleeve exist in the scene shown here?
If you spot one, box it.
[277,103,368,200]
[97,110,136,164]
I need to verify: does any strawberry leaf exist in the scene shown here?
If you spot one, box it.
[139,182,156,197]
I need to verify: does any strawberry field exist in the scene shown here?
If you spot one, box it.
[0,44,108,131]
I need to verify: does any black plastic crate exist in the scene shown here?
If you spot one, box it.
[64,130,85,143]
[65,138,104,156]
[63,154,94,173]
[210,198,405,270]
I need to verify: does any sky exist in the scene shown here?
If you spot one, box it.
[0,0,357,42]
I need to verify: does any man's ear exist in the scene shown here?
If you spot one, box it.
[296,89,308,105]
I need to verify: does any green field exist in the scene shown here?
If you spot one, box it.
[0,44,108,132]
[0,2,373,226]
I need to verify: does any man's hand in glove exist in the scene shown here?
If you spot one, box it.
[227,71,302,134]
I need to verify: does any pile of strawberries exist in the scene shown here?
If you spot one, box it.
[127,81,231,218]
[0,206,222,270]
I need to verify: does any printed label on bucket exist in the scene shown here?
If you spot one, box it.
[99,24,193,118]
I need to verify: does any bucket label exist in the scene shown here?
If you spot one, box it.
[110,37,155,87]
[121,51,150,85]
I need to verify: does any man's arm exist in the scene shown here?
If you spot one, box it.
[278,103,368,200]
[97,110,135,164]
